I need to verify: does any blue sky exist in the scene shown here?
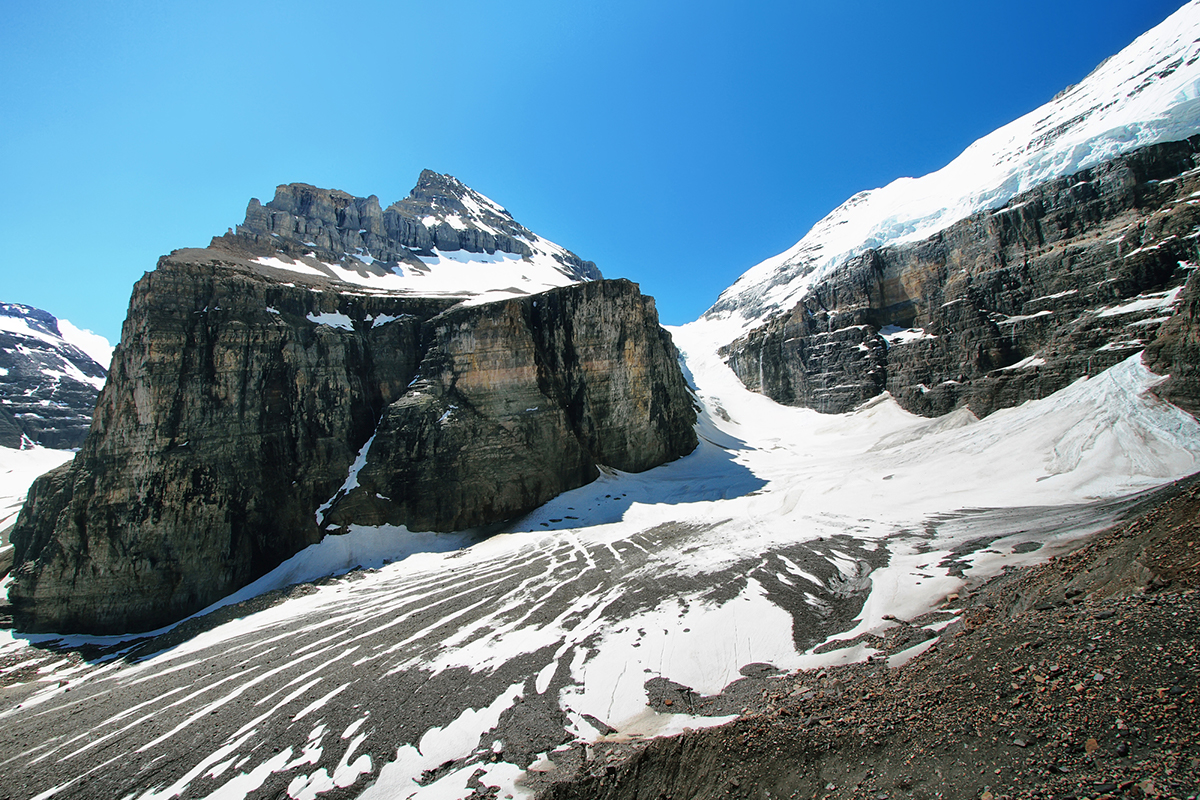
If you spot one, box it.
[1,0,1187,345]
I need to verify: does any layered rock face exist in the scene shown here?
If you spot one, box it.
[0,303,108,449]
[9,178,694,635]
[324,281,696,532]
[10,253,449,633]
[722,137,1200,417]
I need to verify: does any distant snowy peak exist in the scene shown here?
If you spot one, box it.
[0,303,109,449]
[0,304,110,379]
[708,0,1200,328]
[220,171,600,303]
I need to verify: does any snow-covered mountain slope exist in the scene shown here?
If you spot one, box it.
[0,444,73,543]
[708,0,1200,330]
[2,330,1196,799]
[0,303,110,450]
[219,172,600,304]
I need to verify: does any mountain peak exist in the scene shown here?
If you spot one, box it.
[212,171,600,302]
[407,169,513,219]
[708,0,1200,330]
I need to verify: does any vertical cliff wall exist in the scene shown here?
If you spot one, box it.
[721,137,1200,418]
[323,280,699,533]
[9,252,695,634]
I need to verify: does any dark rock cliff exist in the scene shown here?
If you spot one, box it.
[9,225,692,636]
[0,304,108,449]
[325,280,696,533]
[721,137,1200,417]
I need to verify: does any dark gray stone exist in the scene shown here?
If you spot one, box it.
[215,171,601,282]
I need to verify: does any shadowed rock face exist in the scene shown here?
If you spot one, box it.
[9,252,695,635]
[721,137,1200,417]
[1146,266,1200,417]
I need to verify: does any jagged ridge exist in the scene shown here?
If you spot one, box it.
[214,171,600,292]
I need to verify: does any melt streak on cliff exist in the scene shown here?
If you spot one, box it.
[709,0,1200,329]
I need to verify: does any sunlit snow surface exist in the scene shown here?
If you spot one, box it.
[2,319,1198,800]
[252,234,586,305]
[55,319,114,371]
[0,446,74,536]
[712,1,1200,329]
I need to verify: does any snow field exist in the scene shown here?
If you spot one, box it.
[1,314,1198,800]
[0,445,74,535]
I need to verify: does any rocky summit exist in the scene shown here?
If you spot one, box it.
[0,303,108,450]
[7,173,696,635]
[215,172,600,288]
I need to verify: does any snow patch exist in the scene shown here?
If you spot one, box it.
[999,355,1047,371]
[1096,286,1184,317]
[57,319,114,368]
[305,312,354,331]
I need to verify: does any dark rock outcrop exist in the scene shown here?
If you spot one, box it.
[0,303,108,449]
[326,280,696,532]
[9,179,693,635]
[1145,266,1200,417]
[721,136,1200,417]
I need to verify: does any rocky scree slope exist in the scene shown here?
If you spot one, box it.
[535,473,1200,800]
[721,136,1200,418]
[8,176,695,635]
[0,303,107,449]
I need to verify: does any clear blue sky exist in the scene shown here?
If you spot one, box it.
[1,0,1187,344]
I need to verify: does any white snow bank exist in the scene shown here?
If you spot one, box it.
[0,445,74,534]
[253,245,583,303]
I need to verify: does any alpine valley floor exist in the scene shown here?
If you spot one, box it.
[1,320,1198,800]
